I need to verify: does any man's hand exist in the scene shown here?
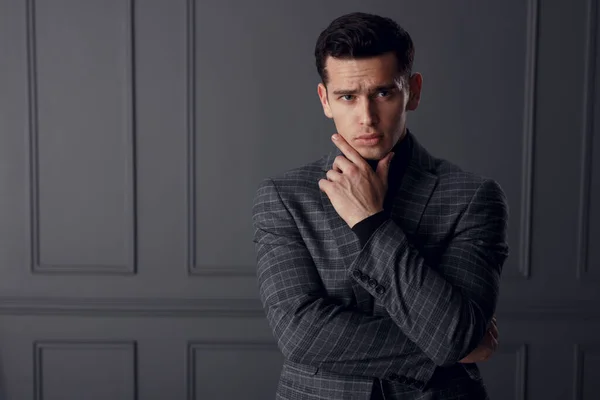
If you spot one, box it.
[459,315,499,363]
[318,133,395,228]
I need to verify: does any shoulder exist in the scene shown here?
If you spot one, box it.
[407,131,506,205]
[431,157,508,213]
[254,155,326,197]
[436,157,486,191]
[252,154,328,217]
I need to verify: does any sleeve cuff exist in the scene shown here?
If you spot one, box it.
[351,210,389,247]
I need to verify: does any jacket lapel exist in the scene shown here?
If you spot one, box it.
[319,131,439,312]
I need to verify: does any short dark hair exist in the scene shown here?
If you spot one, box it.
[314,12,415,86]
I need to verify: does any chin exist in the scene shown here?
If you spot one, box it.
[359,147,385,161]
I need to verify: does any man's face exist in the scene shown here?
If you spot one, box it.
[317,51,422,161]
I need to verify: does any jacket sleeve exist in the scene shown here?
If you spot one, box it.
[252,177,435,379]
[349,178,509,367]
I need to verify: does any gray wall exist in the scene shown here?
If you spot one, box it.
[0,0,598,399]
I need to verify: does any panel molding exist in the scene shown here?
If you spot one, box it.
[33,340,138,400]
[509,0,539,280]
[516,344,528,400]
[577,0,598,281]
[0,296,265,317]
[185,0,255,277]
[26,0,138,275]
[186,340,279,400]
[574,343,584,400]
[573,343,599,400]
[496,303,600,320]
[498,343,528,400]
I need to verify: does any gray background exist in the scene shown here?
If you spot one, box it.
[0,0,599,399]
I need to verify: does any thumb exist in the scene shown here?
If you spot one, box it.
[376,152,395,186]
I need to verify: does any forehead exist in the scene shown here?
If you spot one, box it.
[325,52,400,89]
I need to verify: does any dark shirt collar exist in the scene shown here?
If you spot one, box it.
[365,129,413,212]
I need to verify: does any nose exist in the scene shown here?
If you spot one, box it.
[359,98,378,126]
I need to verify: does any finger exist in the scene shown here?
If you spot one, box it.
[491,317,498,329]
[318,178,331,193]
[331,134,367,168]
[483,330,498,349]
[326,169,343,182]
[485,327,497,341]
[489,336,498,351]
[490,321,499,338]
[332,154,355,173]
[487,319,498,336]
[488,325,498,341]
[482,325,495,340]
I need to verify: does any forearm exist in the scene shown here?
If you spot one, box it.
[352,225,486,366]
[349,180,509,366]
[258,240,434,379]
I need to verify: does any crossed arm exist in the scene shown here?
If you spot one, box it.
[252,177,509,378]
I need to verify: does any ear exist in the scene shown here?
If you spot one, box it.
[405,73,423,111]
[317,83,333,118]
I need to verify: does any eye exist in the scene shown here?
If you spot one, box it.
[340,95,355,101]
[377,90,390,97]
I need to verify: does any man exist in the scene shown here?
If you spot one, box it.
[252,11,508,400]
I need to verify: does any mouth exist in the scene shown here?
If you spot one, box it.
[355,135,382,146]
[356,134,382,140]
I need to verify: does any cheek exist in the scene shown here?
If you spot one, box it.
[330,105,353,123]
[382,102,405,122]
[330,114,355,138]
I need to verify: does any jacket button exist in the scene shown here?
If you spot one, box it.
[368,278,378,287]
[352,269,362,279]
[375,285,385,294]
[360,274,369,283]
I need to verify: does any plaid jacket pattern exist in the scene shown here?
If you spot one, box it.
[252,131,509,399]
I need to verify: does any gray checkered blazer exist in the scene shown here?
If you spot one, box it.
[252,130,509,399]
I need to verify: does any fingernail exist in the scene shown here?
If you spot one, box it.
[332,134,338,140]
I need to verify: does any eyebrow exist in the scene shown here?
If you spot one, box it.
[332,83,399,96]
